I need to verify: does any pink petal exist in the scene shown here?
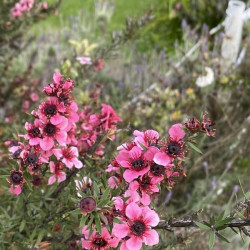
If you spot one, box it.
[101,227,111,239]
[126,236,142,250]
[40,137,54,151]
[55,132,67,145]
[129,146,142,160]
[133,130,144,137]
[63,159,73,168]
[108,237,120,248]
[144,146,159,161]
[129,181,140,191]
[71,147,79,157]
[48,176,56,185]
[29,137,40,146]
[53,72,62,84]
[168,123,185,141]
[112,223,129,238]
[123,169,139,182]
[9,184,22,195]
[53,149,62,160]
[120,241,129,250]
[58,116,68,130]
[116,151,130,163]
[142,207,160,227]
[57,172,66,183]
[125,203,141,220]
[49,161,55,173]
[145,130,159,140]
[144,229,159,246]
[141,191,151,206]
[153,152,171,167]
[50,113,62,125]
[73,158,83,169]
[81,239,92,249]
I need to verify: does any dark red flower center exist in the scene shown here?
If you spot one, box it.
[80,197,96,213]
[25,153,38,165]
[131,159,145,171]
[139,176,151,190]
[131,221,145,236]
[31,175,42,186]
[150,163,165,176]
[31,164,40,172]
[167,142,182,157]
[44,104,57,117]
[59,94,69,105]
[29,127,40,138]
[44,123,56,136]
[12,149,22,159]
[93,237,107,247]
[10,171,23,185]
[62,148,73,159]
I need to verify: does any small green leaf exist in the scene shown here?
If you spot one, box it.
[101,187,110,202]
[215,217,234,228]
[188,142,202,154]
[19,220,26,232]
[216,232,230,243]
[97,199,110,208]
[93,182,100,196]
[93,212,102,234]
[194,221,210,230]
[113,217,123,224]
[80,215,89,227]
[230,227,238,234]
[68,208,81,215]
[36,230,45,246]
[137,141,148,151]
[209,231,216,249]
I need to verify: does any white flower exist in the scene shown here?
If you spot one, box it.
[195,67,214,88]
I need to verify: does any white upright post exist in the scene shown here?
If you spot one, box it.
[221,0,246,73]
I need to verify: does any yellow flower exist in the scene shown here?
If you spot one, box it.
[69,39,98,56]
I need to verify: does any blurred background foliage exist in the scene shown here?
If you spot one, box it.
[0,0,250,249]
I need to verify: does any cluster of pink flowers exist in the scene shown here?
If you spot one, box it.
[78,104,122,156]
[6,72,122,195]
[11,0,48,18]
[11,0,34,17]
[80,115,215,250]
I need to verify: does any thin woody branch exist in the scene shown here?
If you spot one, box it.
[43,219,250,243]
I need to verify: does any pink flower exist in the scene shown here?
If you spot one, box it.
[93,59,104,70]
[129,175,159,206]
[108,176,121,189]
[22,100,30,112]
[201,113,216,136]
[24,119,42,146]
[37,97,66,124]
[76,56,92,65]
[48,162,66,185]
[53,147,83,169]
[40,118,68,151]
[154,123,185,167]
[100,104,122,131]
[7,169,25,195]
[116,146,156,182]
[42,1,48,9]
[133,129,159,149]
[30,92,39,102]
[81,227,119,250]
[113,203,159,250]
